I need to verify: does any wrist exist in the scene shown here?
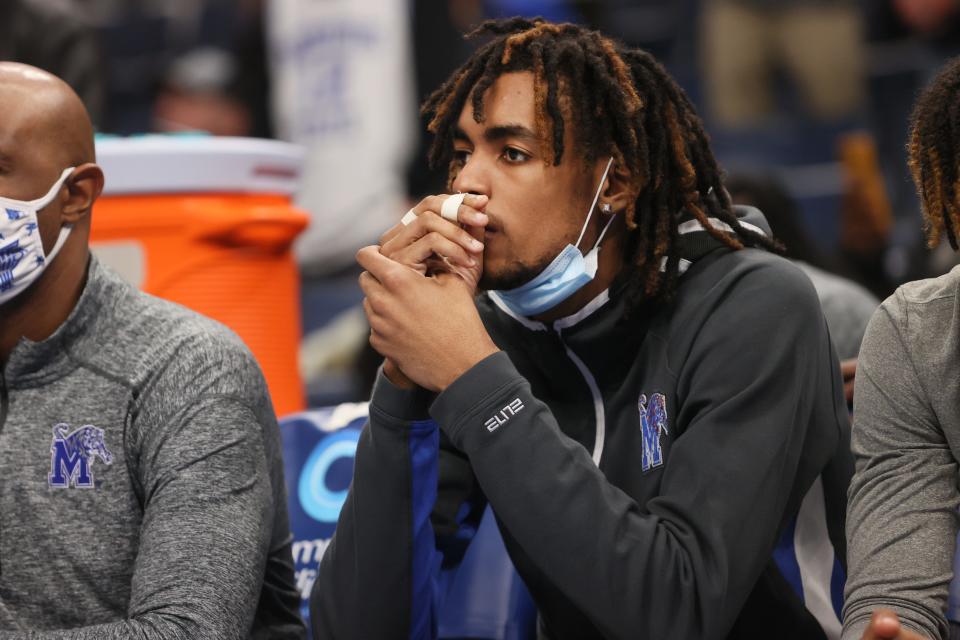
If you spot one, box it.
[383,358,417,390]
[439,341,500,391]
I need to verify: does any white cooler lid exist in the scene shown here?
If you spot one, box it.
[95,135,305,196]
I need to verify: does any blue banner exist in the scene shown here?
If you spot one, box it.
[279,403,368,629]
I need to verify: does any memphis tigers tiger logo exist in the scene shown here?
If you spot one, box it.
[48,423,114,489]
[639,393,669,472]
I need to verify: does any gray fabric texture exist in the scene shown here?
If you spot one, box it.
[0,256,304,639]
[843,266,960,640]
[796,262,879,360]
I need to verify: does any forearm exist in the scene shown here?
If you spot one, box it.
[1,618,209,639]
[311,370,442,640]
[842,307,958,640]
[842,398,956,639]
[112,399,279,640]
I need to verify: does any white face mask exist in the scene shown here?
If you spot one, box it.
[0,167,75,306]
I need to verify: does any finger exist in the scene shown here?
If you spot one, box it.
[382,211,483,258]
[362,297,376,323]
[394,232,476,268]
[357,245,395,276]
[414,211,484,252]
[452,203,489,228]
[862,609,902,639]
[358,270,383,297]
[413,193,488,216]
[840,358,858,380]
[384,195,488,245]
[410,193,489,225]
[464,218,485,244]
[380,221,406,245]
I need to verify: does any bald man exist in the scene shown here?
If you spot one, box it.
[0,63,304,638]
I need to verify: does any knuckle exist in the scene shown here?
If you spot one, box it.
[420,210,440,227]
[382,269,402,288]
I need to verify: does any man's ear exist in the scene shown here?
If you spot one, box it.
[61,163,104,224]
[598,160,634,214]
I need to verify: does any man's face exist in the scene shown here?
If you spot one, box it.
[450,72,602,291]
[0,82,69,255]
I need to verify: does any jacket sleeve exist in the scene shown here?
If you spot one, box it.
[841,294,957,640]
[310,369,480,640]
[429,261,846,640]
[0,335,302,639]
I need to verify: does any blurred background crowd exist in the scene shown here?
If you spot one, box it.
[10,0,959,407]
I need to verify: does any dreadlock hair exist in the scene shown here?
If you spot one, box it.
[908,55,960,251]
[421,17,776,307]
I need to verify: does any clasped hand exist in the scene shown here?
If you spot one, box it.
[358,193,499,392]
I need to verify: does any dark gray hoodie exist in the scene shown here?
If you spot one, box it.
[311,206,852,640]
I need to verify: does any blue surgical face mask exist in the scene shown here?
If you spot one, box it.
[490,157,616,317]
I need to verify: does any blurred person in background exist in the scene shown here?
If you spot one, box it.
[863,0,960,286]
[75,0,268,136]
[0,0,104,128]
[267,0,417,277]
[843,55,960,640]
[152,46,255,136]
[313,17,851,640]
[0,62,303,638]
[700,0,866,128]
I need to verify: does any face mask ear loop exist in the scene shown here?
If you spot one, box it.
[592,209,618,251]
[575,156,615,250]
[28,167,76,210]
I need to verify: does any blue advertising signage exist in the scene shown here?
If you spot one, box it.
[279,403,367,629]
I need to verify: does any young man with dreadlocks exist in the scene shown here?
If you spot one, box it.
[312,18,851,640]
[842,56,960,640]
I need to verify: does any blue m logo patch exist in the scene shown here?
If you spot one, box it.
[48,424,114,489]
[639,393,669,472]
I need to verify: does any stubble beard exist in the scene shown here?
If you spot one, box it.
[478,250,559,292]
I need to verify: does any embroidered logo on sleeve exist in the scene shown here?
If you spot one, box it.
[639,393,669,472]
[48,424,114,489]
[484,398,524,433]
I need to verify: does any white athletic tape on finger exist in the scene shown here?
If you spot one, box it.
[401,209,418,226]
[441,192,467,223]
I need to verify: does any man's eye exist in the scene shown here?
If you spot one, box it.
[503,147,529,163]
[453,150,472,165]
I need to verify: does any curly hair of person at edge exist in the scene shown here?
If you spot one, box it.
[908,55,960,252]
[421,17,778,308]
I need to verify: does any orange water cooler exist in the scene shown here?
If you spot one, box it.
[91,136,309,416]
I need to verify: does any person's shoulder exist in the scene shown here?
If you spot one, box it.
[681,247,820,311]
[82,261,263,395]
[867,267,960,361]
[655,249,826,359]
[891,266,960,308]
[797,262,879,311]
[874,266,960,336]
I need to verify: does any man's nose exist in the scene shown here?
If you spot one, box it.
[451,157,489,198]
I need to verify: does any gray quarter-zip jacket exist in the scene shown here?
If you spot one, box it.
[311,206,852,640]
[0,256,304,639]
